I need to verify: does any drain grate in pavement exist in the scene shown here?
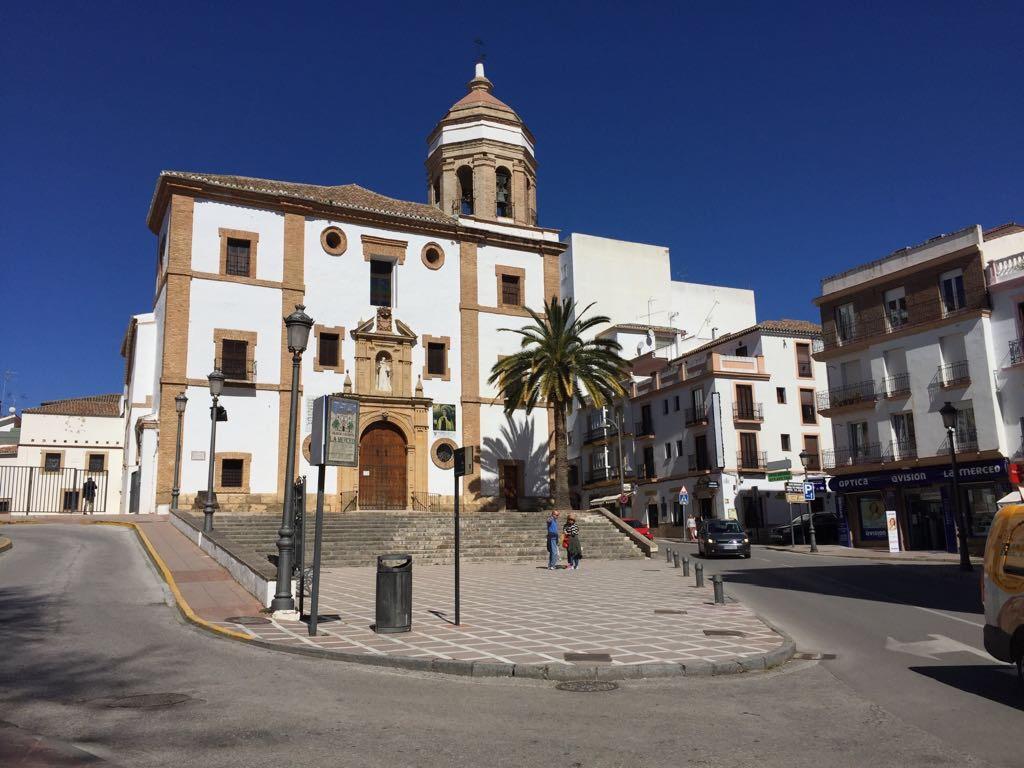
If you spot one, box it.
[101,693,194,709]
[555,681,619,693]
[564,652,613,663]
[703,629,747,637]
[653,609,687,615]
[226,616,272,626]
[793,652,837,661]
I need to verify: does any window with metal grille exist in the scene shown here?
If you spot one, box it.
[501,274,521,306]
[427,342,446,376]
[0,499,10,513]
[221,339,248,380]
[221,458,244,488]
[44,453,61,472]
[319,333,340,367]
[225,238,251,276]
[370,260,393,307]
[88,454,105,472]
[63,491,80,511]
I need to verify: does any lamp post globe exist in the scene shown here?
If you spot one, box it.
[798,449,818,552]
[208,369,225,398]
[171,391,188,510]
[940,401,973,571]
[272,304,314,613]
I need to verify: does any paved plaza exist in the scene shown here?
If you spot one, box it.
[228,557,785,666]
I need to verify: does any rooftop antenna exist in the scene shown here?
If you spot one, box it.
[693,300,720,340]
[0,370,16,413]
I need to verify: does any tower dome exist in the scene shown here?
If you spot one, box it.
[426,63,537,226]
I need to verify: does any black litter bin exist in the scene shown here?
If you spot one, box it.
[374,553,412,633]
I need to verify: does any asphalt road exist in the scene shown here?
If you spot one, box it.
[0,524,1016,768]
[662,539,1022,768]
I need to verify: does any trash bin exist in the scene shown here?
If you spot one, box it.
[374,553,412,633]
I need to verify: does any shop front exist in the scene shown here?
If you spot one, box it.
[829,458,1009,553]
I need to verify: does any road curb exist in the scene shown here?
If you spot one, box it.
[762,544,982,565]
[0,536,11,554]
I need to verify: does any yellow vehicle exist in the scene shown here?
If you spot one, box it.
[983,503,1024,682]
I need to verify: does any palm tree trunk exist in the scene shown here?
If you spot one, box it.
[552,404,572,510]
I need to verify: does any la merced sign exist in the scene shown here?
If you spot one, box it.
[828,459,1007,493]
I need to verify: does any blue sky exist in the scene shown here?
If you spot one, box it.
[2,1,1022,409]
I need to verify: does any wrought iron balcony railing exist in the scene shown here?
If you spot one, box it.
[822,443,883,469]
[733,402,764,422]
[881,372,911,398]
[938,360,970,388]
[815,380,877,412]
[736,450,768,471]
[684,406,708,426]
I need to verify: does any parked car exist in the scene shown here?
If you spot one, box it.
[769,512,840,545]
[982,502,1024,684]
[622,518,654,540]
[698,519,750,558]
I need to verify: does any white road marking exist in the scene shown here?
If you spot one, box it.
[885,633,994,661]
[912,605,984,628]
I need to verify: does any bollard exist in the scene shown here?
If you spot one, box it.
[673,551,681,568]
[682,556,690,577]
[666,547,673,563]
[694,562,704,588]
[712,574,725,604]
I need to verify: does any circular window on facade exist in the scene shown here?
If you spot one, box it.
[321,226,347,256]
[421,242,445,270]
[431,438,458,469]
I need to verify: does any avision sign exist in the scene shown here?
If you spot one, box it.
[829,459,1007,493]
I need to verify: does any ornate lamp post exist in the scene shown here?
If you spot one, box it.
[271,304,314,612]
[203,371,225,533]
[171,392,188,510]
[799,449,818,552]
[940,401,973,572]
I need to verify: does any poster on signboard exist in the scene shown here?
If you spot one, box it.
[885,509,900,553]
[325,396,359,466]
[859,498,887,540]
[432,403,457,432]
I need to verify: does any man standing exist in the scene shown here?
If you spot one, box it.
[82,477,97,514]
[546,510,560,570]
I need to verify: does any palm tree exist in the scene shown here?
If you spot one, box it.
[488,297,630,510]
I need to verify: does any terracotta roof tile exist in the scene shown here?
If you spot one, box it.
[0,444,16,456]
[157,172,455,227]
[23,393,122,418]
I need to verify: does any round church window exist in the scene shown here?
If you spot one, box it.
[321,226,347,255]
[431,438,458,469]
[421,242,445,270]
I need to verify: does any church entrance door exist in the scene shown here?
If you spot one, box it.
[359,422,407,510]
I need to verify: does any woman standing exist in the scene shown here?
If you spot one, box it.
[564,514,582,569]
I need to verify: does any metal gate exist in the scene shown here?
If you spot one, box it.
[0,466,109,514]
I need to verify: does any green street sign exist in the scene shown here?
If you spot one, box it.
[767,470,792,482]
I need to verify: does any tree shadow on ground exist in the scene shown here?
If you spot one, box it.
[909,664,1023,711]
[713,562,984,614]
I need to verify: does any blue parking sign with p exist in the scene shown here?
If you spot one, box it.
[803,482,815,501]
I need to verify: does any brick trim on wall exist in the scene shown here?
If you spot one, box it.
[214,451,252,494]
[362,234,408,264]
[218,228,260,278]
[422,334,451,381]
[313,324,346,373]
[495,265,526,308]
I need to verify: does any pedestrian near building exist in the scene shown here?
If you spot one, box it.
[687,514,698,542]
[564,514,582,569]
[83,477,98,514]
[546,510,560,569]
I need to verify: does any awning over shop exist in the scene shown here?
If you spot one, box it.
[588,495,621,507]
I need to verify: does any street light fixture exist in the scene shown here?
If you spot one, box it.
[203,370,225,533]
[940,401,973,572]
[799,449,818,552]
[171,391,188,510]
[602,412,626,517]
[272,304,314,613]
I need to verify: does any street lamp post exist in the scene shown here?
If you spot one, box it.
[799,449,818,552]
[940,401,973,572]
[171,392,188,510]
[203,371,225,533]
[271,304,314,613]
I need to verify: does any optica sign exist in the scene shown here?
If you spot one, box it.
[828,459,1008,493]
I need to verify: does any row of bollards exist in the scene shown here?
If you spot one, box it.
[664,546,724,604]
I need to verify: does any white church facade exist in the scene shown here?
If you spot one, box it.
[123,65,559,515]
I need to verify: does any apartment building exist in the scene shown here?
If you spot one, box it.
[573,320,833,535]
[814,224,1024,552]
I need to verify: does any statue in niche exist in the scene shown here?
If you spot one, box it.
[376,353,393,392]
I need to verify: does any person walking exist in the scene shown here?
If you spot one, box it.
[546,510,561,569]
[564,514,582,569]
[686,514,698,543]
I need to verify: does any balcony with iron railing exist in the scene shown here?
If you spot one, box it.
[733,402,764,423]
[684,406,708,427]
[637,461,658,482]
[634,419,655,438]
[815,380,877,413]
[583,424,620,445]
[797,360,813,377]
[215,357,256,382]
[939,427,979,454]
[736,450,768,472]
[881,372,911,398]
[822,443,884,469]
[820,289,988,352]
[881,439,918,462]
[585,465,634,486]
[937,360,970,389]
[687,453,713,473]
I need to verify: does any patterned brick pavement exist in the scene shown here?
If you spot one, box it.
[227,558,784,666]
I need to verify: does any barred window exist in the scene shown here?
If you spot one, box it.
[88,454,105,472]
[44,453,61,472]
[221,459,244,488]
[501,274,521,306]
[221,339,248,380]
[225,238,251,277]
[319,333,340,368]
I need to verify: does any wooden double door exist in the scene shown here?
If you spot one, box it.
[359,422,407,509]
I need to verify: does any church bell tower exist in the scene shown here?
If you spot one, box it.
[426,63,538,226]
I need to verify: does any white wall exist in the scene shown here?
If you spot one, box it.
[478,404,550,498]
[191,200,285,282]
[671,282,757,347]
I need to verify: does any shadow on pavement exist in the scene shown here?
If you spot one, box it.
[908,664,1023,711]
[711,563,983,614]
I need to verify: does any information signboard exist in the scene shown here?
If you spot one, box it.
[310,395,359,467]
[886,509,900,553]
